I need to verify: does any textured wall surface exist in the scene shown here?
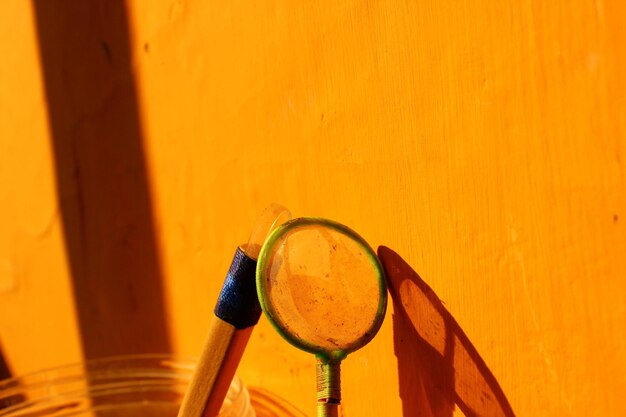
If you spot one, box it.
[1,1,625,416]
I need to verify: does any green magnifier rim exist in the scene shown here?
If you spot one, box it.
[256,217,387,362]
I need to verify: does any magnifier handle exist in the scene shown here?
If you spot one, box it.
[316,358,341,417]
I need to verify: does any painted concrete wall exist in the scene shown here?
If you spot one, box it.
[1,1,625,416]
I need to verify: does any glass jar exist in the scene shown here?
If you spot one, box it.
[0,354,253,417]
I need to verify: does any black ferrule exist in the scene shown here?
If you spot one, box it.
[213,247,261,329]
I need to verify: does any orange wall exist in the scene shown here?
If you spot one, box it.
[1,1,626,416]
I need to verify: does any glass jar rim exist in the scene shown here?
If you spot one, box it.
[0,354,248,417]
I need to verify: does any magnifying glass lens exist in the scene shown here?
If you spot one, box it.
[263,224,382,352]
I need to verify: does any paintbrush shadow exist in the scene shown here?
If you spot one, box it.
[378,246,515,417]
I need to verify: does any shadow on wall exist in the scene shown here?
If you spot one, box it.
[378,246,515,417]
[31,1,171,357]
[0,344,10,380]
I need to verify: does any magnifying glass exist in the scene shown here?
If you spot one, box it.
[256,217,387,417]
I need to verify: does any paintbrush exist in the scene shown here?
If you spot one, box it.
[177,204,291,417]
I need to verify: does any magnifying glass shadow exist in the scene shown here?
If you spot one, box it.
[377,246,516,417]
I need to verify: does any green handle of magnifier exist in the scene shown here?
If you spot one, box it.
[316,358,341,417]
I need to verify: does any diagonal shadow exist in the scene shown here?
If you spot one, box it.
[0,343,10,381]
[31,0,171,357]
[378,246,515,417]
